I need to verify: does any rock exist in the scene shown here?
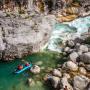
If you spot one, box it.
[78,62,85,67]
[75,43,81,51]
[64,61,78,71]
[64,47,70,53]
[30,65,40,74]
[35,61,43,65]
[73,75,90,90]
[87,83,90,90]
[60,76,73,90]
[0,14,54,61]
[74,38,84,44]
[85,65,90,71]
[52,69,62,77]
[79,67,87,75]
[46,75,60,88]
[63,73,71,79]
[67,40,75,47]
[77,51,82,56]
[80,52,90,64]
[27,78,35,87]
[69,52,79,62]
[79,45,88,53]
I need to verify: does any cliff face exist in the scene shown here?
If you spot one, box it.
[0,0,90,61]
[0,12,56,61]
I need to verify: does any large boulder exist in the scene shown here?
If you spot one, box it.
[80,52,90,64]
[46,75,60,88]
[30,65,40,74]
[52,69,62,77]
[63,61,78,71]
[69,52,79,63]
[73,75,90,90]
[79,45,88,53]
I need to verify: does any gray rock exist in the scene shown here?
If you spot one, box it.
[87,83,90,90]
[75,43,81,51]
[63,61,78,71]
[79,45,88,53]
[52,69,62,77]
[30,65,40,74]
[77,51,82,56]
[47,76,60,88]
[64,47,70,53]
[67,40,75,47]
[78,62,85,67]
[63,73,70,79]
[60,76,73,90]
[85,65,90,71]
[73,75,90,90]
[69,52,79,62]
[27,78,35,87]
[80,52,90,64]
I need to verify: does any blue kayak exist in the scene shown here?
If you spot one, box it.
[15,63,32,74]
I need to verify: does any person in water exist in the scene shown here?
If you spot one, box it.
[18,65,23,70]
[25,62,30,66]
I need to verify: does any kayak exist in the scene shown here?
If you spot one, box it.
[15,63,32,74]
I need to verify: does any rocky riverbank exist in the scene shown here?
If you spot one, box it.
[43,37,90,90]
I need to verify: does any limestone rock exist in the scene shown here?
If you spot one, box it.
[79,67,87,75]
[85,64,90,72]
[64,61,78,71]
[30,65,40,74]
[80,52,90,64]
[63,73,71,79]
[67,40,75,47]
[27,78,35,87]
[46,76,60,88]
[73,75,90,90]
[60,76,73,90]
[69,52,79,62]
[52,69,62,77]
[64,47,70,53]
[79,45,88,53]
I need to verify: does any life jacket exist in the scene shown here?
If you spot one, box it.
[25,63,30,66]
[18,65,23,70]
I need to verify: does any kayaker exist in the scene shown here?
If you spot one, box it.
[25,62,30,66]
[18,65,23,70]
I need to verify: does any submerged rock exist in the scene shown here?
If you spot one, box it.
[73,75,90,90]
[30,65,40,74]
[27,78,35,87]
